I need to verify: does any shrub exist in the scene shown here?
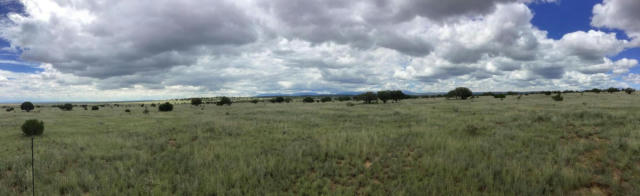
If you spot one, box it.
[320,97,332,103]
[143,108,149,114]
[250,99,260,104]
[21,119,44,136]
[59,103,73,111]
[217,96,232,106]
[336,96,352,101]
[551,94,563,101]
[493,94,506,99]
[270,96,285,103]
[151,103,157,107]
[91,106,99,110]
[302,97,315,103]
[6,107,14,112]
[21,101,35,112]
[624,88,635,94]
[125,109,131,113]
[346,102,355,107]
[607,87,620,93]
[284,97,293,103]
[543,91,552,95]
[590,88,601,93]
[140,104,144,107]
[158,102,173,112]
[447,87,473,100]
[191,98,203,106]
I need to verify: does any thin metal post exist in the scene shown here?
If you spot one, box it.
[31,137,35,196]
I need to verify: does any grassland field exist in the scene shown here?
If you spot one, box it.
[1,93,640,195]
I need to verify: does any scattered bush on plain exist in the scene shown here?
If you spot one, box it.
[303,97,315,103]
[191,98,203,106]
[159,102,173,112]
[217,96,232,106]
[21,119,44,136]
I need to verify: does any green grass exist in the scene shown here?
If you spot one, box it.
[1,93,640,195]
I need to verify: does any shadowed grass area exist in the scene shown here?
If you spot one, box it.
[1,93,640,195]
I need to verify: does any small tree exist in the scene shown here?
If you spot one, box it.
[158,102,173,112]
[91,106,99,110]
[218,96,232,106]
[356,92,378,104]
[320,97,332,103]
[284,97,293,103]
[250,99,260,104]
[591,88,601,93]
[493,94,506,99]
[21,119,44,136]
[377,90,392,103]
[447,87,473,100]
[624,88,635,94]
[125,109,131,113]
[390,90,407,102]
[607,87,620,93]
[191,98,203,106]
[21,101,35,112]
[303,97,315,103]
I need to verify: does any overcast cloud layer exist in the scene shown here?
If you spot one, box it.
[0,0,639,101]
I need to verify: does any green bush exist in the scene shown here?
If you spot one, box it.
[320,97,332,103]
[250,99,260,104]
[125,109,131,113]
[302,97,315,103]
[59,103,73,111]
[91,106,99,110]
[21,101,34,112]
[21,119,44,136]
[158,102,173,112]
[624,88,635,94]
[217,96,232,106]
[270,96,285,103]
[493,94,506,99]
[551,94,563,101]
[6,107,14,112]
[191,98,203,106]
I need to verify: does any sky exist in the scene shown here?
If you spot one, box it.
[0,0,639,102]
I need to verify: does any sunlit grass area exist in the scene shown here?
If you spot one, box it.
[1,93,640,195]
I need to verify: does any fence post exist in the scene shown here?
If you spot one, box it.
[32,137,35,196]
